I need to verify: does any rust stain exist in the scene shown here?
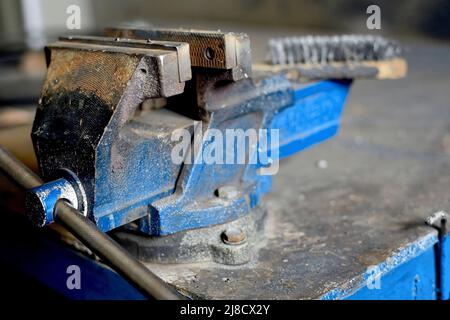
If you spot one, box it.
[108,28,229,69]
[43,48,140,107]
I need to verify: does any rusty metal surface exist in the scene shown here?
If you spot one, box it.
[142,40,450,299]
[32,37,191,227]
[105,27,252,81]
[43,47,140,106]
[61,36,192,83]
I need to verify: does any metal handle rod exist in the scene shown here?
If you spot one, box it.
[0,147,42,189]
[0,147,182,300]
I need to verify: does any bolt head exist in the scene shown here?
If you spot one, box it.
[221,227,246,245]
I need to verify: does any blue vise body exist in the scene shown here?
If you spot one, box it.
[29,34,351,236]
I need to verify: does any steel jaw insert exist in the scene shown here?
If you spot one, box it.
[105,27,252,81]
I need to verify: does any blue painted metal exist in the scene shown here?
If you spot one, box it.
[272,80,351,159]
[0,230,145,300]
[438,234,450,300]
[94,118,184,232]
[29,178,76,226]
[321,233,439,300]
[345,248,437,300]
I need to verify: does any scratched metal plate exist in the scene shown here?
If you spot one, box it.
[145,41,450,299]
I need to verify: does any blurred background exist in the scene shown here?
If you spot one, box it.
[1,0,450,46]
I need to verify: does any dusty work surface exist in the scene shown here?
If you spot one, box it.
[147,39,450,299]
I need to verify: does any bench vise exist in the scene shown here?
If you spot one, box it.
[26,28,351,264]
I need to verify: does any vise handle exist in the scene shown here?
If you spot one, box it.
[0,147,183,300]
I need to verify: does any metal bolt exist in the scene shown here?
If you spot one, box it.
[426,211,450,236]
[221,227,246,245]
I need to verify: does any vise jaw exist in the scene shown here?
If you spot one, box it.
[30,35,192,227]
[105,27,252,81]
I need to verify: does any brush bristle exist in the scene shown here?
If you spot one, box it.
[267,35,402,65]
